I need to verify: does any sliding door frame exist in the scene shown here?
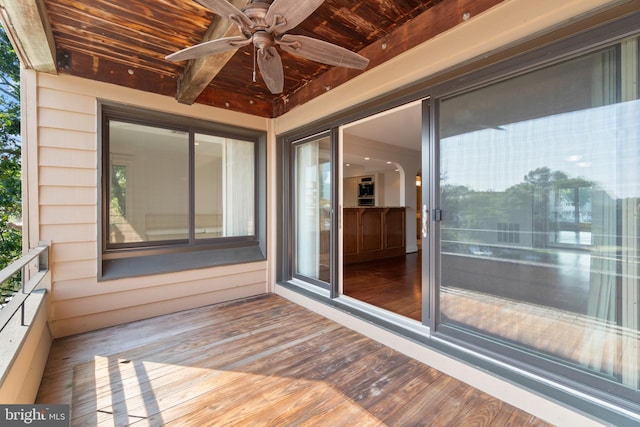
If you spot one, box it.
[281,129,339,294]
[427,11,640,417]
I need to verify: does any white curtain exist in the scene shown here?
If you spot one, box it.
[224,139,254,236]
[581,47,618,376]
[295,142,320,278]
[582,189,617,376]
[582,39,640,389]
[620,38,639,389]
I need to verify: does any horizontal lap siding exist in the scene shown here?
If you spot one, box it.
[35,75,268,338]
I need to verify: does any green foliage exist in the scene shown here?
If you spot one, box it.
[0,25,22,305]
[441,166,595,249]
[111,165,127,217]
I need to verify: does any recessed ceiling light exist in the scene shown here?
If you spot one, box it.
[386,161,392,164]
[364,157,370,160]
[345,163,351,167]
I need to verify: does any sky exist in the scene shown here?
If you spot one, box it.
[440,100,640,199]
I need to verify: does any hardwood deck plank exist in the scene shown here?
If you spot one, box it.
[37,295,280,403]
[146,327,369,425]
[237,383,383,427]
[71,307,326,394]
[380,374,464,425]
[352,359,444,421]
[45,294,277,369]
[75,318,341,424]
[446,387,506,426]
[69,321,323,412]
[110,324,350,424]
[36,294,551,426]
[166,374,325,426]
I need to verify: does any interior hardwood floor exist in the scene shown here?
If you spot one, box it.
[36,294,551,426]
[344,252,422,321]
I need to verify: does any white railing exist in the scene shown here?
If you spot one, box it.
[0,245,49,333]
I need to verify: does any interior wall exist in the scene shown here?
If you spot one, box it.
[383,170,401,207]
[110,128,190,241]
[23,71,270,338]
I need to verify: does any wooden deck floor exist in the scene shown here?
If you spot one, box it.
[36,294,552,426]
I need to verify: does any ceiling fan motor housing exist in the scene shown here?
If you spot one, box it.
[242,2,270,32]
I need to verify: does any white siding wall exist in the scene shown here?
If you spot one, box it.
[25,72,270,338]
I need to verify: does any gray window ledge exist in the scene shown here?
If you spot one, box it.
[101,245,266,281]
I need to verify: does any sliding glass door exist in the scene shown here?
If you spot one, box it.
[436,36,640,402]
[292,134,333,287]
[280,20,639,417]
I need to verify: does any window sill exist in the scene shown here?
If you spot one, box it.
[100,245,266,281]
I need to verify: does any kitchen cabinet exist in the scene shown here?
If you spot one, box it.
[343,207,406,264]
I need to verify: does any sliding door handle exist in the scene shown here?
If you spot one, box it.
[422,204,429,238]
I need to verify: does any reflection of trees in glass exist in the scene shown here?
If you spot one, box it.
[111,165,127,217]
[441,167,594,250]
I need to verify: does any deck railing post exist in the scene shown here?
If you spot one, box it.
[38,242,49,272]
[20,264,26,326]
[0,244,50,332]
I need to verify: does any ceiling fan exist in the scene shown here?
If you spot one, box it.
[166,0,370,94]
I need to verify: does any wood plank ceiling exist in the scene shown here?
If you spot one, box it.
[43,0,504,117]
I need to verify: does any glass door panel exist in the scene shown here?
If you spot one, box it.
[438,38,640,397]
[293,135,332,284]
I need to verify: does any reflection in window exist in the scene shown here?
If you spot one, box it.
[107,121,256,247]
[194,134,255,239]
[110,165,127,217]
[439,37,640,399]
[549,185,593,246]
[109,122,189,244]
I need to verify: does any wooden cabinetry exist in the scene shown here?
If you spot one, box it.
[343,207,406,264]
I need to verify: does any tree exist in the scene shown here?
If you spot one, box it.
[0,25,23,305]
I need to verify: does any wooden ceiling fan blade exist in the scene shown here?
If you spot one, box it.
[195,0,254,32]
[166,36,250,61]
[265,0,325,34]
[257,47,284,94]
[278,35,369,69]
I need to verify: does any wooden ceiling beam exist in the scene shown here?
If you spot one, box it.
[175,0,250,105]
[61,50,274,117]
[0,0,56,73]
